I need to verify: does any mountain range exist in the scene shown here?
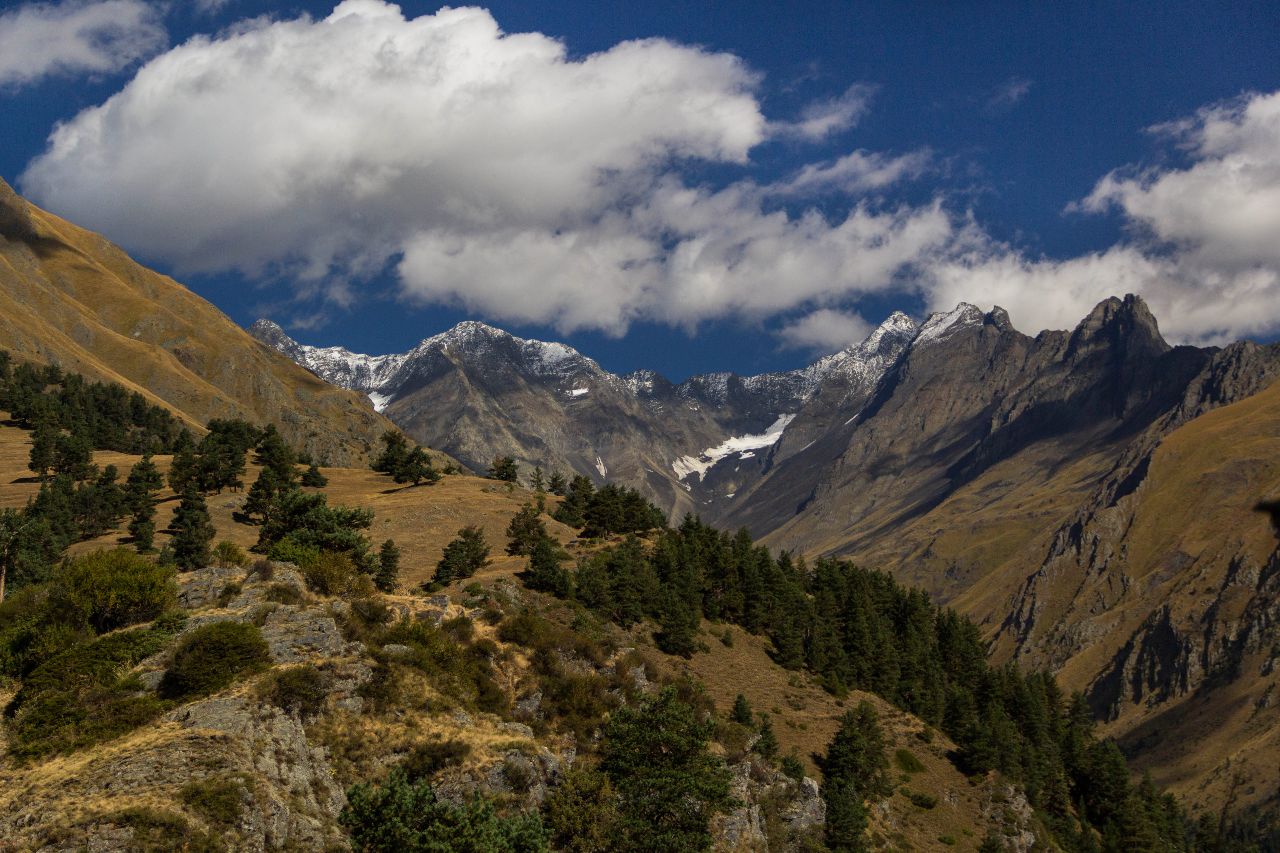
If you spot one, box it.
[2,173,1278,818]
[255,293,1280,812]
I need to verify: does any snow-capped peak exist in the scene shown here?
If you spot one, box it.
[914,303,984,346]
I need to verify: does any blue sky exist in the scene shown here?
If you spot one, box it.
[1,1,1278,380]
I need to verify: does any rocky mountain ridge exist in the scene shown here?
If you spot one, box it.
[257,296,1280,810]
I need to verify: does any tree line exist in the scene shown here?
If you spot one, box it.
[517,507,1220,851]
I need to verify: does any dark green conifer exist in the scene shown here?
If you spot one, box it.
[170,486,215,570]
[376,538,400,592]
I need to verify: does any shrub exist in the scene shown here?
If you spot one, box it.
[340,769,548,852]
[7,624,175,758]
[212,540,249,568]
[401,738,472,781]
[904,789,938,809]
[357,662,402,712]
[105,806,221,853]
[179,775,246,826]
[261,663,330,718]
[159,621,271,700]
[265,582,304,605]
[46,549,176,634]
[296,550,375,597]
[895,748,925,774]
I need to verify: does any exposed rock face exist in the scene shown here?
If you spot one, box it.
[0,178,394,465]
[251,313,917,517]
[257,296,1280,810]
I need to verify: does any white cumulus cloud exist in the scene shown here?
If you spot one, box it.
[937,90,1280,345]
[776,308,872,353]
[16,2,1280,346]
[20,1,943,335]
[0,0,166,87]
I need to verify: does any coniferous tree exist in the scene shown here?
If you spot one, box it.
[531,466,545,492]
[53,430,95,482]
[376,539,401,592]
[506,504,547,556]
[434,526,490,586]
[599,687,731,852]
[170,486,215,570]
[547,471,567,496]
[754,715,778,760]
[27,420,57,481]
[820,701,891,852]
[394,446,439,486]
[372,430,410,476]
[731,694,754,726]
[243,467,286,525]
[654,585,700,657]
[254,424,298,488]
[552,475,595,527]
[168,444,200,494]
[301,463,328,488]
[487,455,519,482]
[522,533,571,597]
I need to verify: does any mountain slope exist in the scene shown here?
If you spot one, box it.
[0,179,391,464]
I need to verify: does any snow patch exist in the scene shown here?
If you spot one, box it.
[672,414,796,482]
[568,387,589,398]
[368,391,393,413]
[595,456,607,478]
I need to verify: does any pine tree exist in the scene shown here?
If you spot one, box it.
[731,694,754,726]
[552,475,595,527]
[600,687,731,852]
[376,538,400,592]
[547,471,567,496]
[168,444,200,493]
[531,466,545,492]
[506,504,547,556]
[434,526,490,585]
[372,430,410,476]
[123,455,163,552]
[821,702,891,852]
[255,425,298,488]
[243,467,288,525]
[53,430,95,482]
[27,420,57,481]
[301,462,328,488]
[394,446,439,486]
[522,533,571,597]
[654,586,700,657]
[170,486,215,570]
[754,715,778,760]
[487,456,519,482]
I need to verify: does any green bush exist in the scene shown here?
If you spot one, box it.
[8,624,175,758]
[46,548,176,634]
[340,769,547,852]
[296,550,376,598]
[179,775,246,826]
[212,540,249,568]
[264,582,304,605]
[894,748,925,774]
[383,620,508,715]
[159,621,271,700]
[903,789,938,809]
[401,738,472,781]
[103,806,221,853]
[261,663,330,718]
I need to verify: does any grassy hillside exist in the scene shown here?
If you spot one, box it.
[0,178,393,466]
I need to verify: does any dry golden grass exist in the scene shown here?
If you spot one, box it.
[0,416,570,591]
[0,180,395,465]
